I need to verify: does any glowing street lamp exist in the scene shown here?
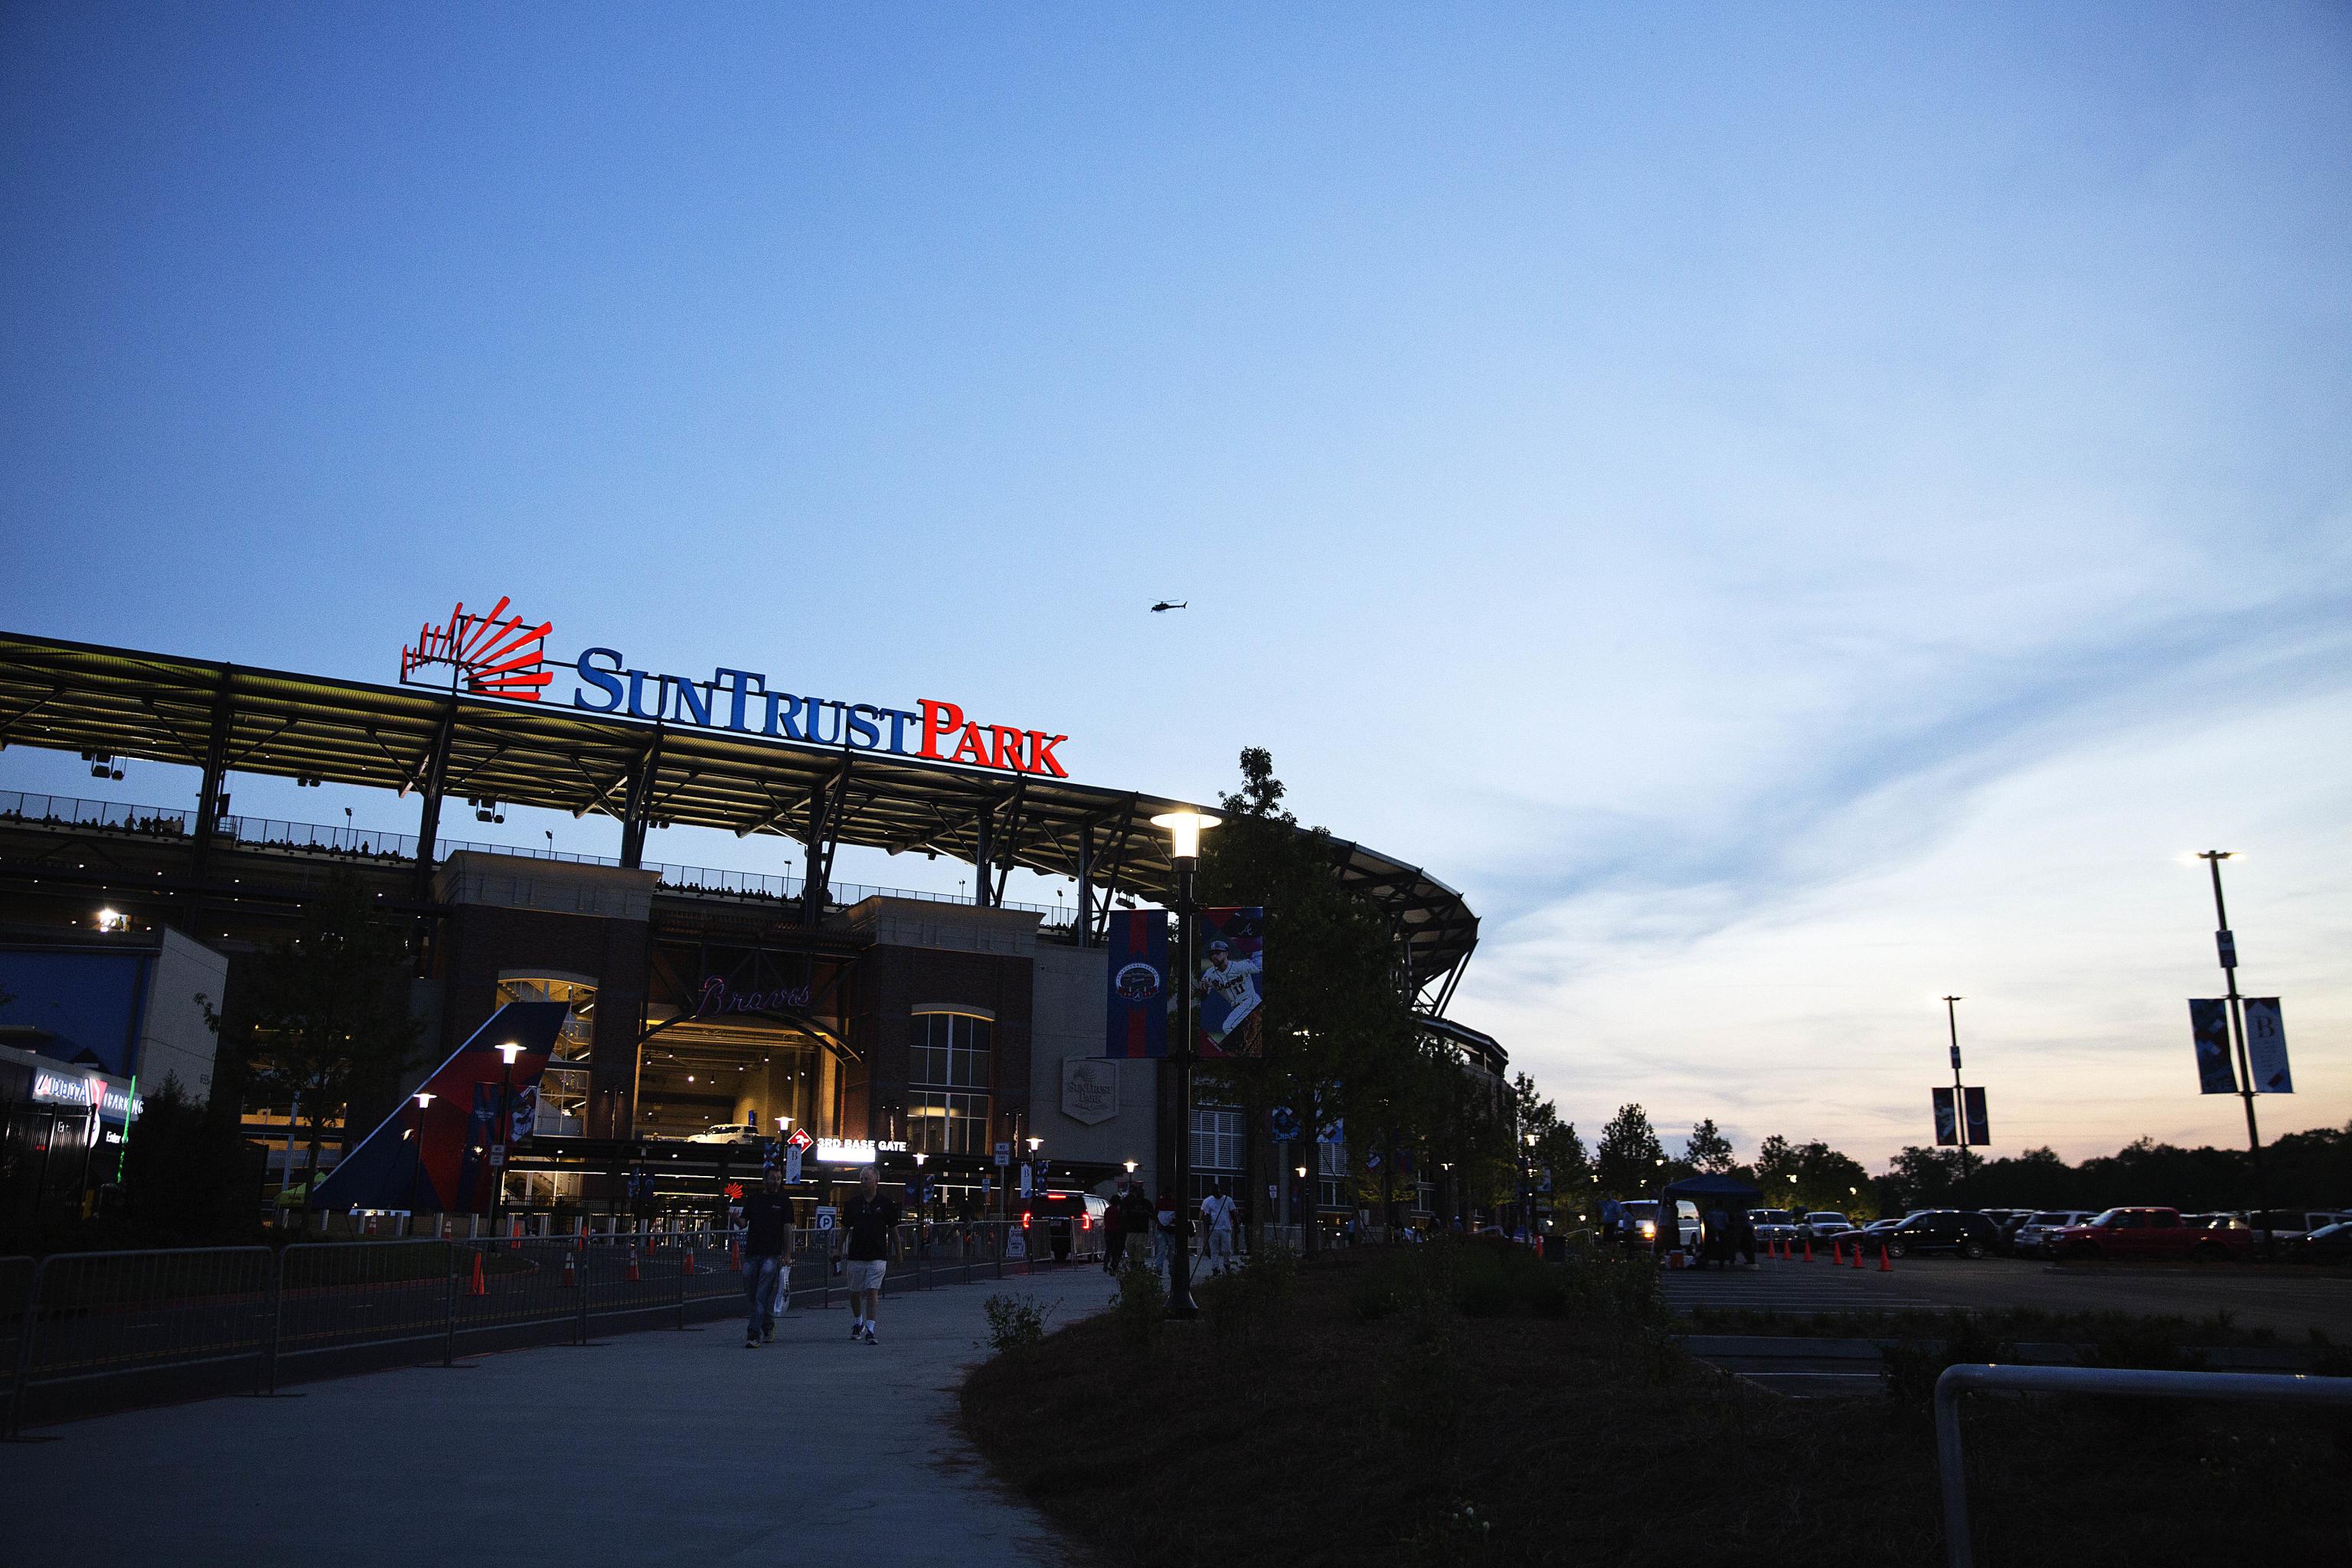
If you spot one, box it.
[488,1042,523,1227]
[407,1090,436,1217]
[1150,808,1220,1316]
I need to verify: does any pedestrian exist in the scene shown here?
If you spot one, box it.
[833,1166,900,1345]
[1704,1202,1731,1270]
[1736,1206,1757,1269]
[741,1161,793,1349]
[1154,1187,1179,1272]
[1119,1177,1154,1271]
[1200,1183,1236,1272]
[1102,1174,1131,1274]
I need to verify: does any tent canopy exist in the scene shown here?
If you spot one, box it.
[1662,1172,1762,1206]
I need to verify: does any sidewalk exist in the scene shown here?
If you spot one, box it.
[0,1267,1112,1568]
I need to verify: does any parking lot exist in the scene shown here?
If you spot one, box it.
[1664,1254,2352,1339]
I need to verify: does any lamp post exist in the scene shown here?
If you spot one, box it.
[1151,808,1219,1317]
[489,1042,522,1227]
[1942,996,1974,1181]
[407,1090,436,1219]
[2199,851,2274,1252]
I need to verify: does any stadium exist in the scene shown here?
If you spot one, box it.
[0,607,1498,1227]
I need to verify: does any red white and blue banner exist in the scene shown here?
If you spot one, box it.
[2188,998,2237,1094]
[1194,906,1265,1057]
[1104,910,1170,1059]
[1931,1086,1989,1147]
[310,1001,568,1212]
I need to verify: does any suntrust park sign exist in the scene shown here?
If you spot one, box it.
[573,651,1070,777]
[399,599,1069,778]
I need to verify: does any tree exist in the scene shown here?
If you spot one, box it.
[1756,1134,1874,1217]
[1684,1118,1736,1174]
[1595,1103,1666,1197]
[204,871,424,1192]
[1197,749,1421,1250]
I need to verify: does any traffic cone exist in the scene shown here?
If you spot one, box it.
[682,1245,696,1277]
[1880,1243,1893,1273]
[1851,1241,1864,1270]
[469,1251,488,1297]
[560,1251,577,1289]
[625,1247,642,1283]
[1803,1236,1814,1263]
[508,1217,523,1252]
[730,1238,742,1273]
[1830,1239,1841,1266]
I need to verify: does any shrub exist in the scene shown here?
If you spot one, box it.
[982,1292,1051,1357]
[1110,1263,1165,1352]
[1202,1243,1299,1344]
[1880,1316,2014,1404]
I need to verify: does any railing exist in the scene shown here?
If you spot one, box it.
[2,1222,1054,1434]
[1932,1363,2352,1568]
[0,789,1058,915]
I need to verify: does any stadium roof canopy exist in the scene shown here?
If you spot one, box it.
[0,630,1478,1001]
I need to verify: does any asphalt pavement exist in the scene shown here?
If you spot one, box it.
[0,1265,1115,1568]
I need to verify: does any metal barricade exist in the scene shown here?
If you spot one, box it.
[7,1246,274,1436]
[1933,1363,2352,1568]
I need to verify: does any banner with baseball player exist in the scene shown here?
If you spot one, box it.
[1103,909,1171,1058]
[1194,906,1266,1057]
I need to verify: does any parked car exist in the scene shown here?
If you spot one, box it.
[2048,1207,2252,1261]
[1021,1190,1108,1262]
[1804,1211,1854,1239]
[1619,1199,1702,1250]
[2010,1210,2100,1256]
[2289,1220,2352,1265]
[2244,1209,2352,1245]
[1874,1210,2002,1259]
[1748,1208,1802,1246]
[688,1122,761,1144]
[1979,1210,2034,1251]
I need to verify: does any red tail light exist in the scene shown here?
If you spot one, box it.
[1080,1214,1092,1230]
[1021,1210,1033,1227]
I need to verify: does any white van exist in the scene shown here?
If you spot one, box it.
[1618,1199,1701,1250]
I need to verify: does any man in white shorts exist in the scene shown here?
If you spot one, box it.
[834,1166,901,1344]
[1199,1182,1236,1272]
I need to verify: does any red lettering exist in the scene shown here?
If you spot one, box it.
[917,699,964,760]
[949,722,990,766]
[1026,731,1068,778]
[988,725,1028,772]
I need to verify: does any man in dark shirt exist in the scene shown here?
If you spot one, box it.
[1119,1178,1155,1271]
[741,1164,794,1348]
[834,1166,900,1345]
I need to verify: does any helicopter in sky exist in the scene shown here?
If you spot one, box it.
[1150,600,1188,612]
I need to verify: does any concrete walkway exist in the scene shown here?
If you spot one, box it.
[1,1267,1113,1568]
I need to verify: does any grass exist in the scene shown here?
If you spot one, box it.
[960,1242,2350,1568]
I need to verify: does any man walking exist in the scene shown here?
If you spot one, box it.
[1199,1182,1236,1273]
[1119,1175,1154,1271]
[741,1163,793,1348]
[835,1166,900,1344]
[1102,1174,1131,1274]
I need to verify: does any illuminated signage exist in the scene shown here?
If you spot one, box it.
[400,596,552,701]
[397,602,1069,776]
[695,976,811,1018]
[571,651,1069,778]
[31,1070,142,1121]
[814,1138,908,1165]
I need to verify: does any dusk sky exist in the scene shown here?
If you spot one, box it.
[3,5,2346,1165]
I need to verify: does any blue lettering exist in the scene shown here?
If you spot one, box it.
[847,704,881,749]
[573,648,625,713]
[762,692,807,741]
[626,668,662,720]
[880,707,918,753]
[671,676,712,727]
[806,700,845,746]
[714,668,766,731]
